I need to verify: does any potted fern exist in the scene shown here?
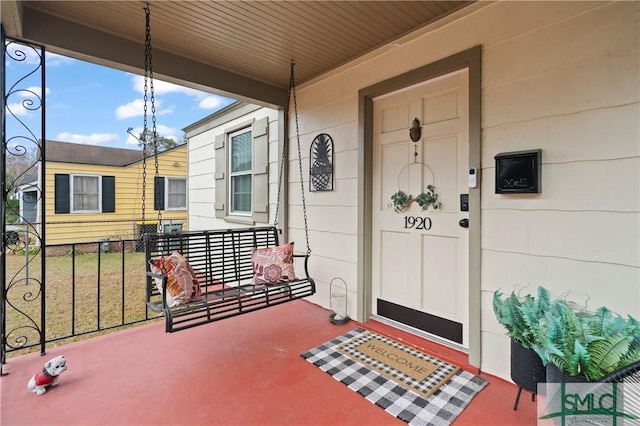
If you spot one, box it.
[495,286,640,386]
[532,302,640,382]
[493,287,550,409]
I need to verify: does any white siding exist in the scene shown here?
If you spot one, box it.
[188,130,217,231]
[185,1,639,383]
[292,0,639,381]
[187,106,279,231]
[477,1,639,379]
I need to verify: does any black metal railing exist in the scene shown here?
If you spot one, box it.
[2,33,47,371]
[1,35,174,374]
[2,238,162,367]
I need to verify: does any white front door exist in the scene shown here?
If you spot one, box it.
[372,70,470,348]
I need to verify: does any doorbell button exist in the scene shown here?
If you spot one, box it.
[468,167,478,188]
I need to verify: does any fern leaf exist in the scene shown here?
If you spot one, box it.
[625,316,640,355]
[534,286,551,314]
[587,334,632,380]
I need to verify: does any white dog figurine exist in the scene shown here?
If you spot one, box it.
[27,355,67,395]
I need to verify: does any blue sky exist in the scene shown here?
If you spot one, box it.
[6,47,236,150]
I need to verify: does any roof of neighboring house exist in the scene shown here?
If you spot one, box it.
[45,140,144,166]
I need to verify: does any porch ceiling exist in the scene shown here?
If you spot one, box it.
[1,0,474,107]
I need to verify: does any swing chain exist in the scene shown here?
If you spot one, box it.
[143,4,162,227]
[273,61,311,256]
[141,5,151,225]
[289,61,311,256]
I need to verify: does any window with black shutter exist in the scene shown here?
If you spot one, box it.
[54,174,115,214]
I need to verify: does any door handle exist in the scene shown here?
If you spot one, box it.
[459,218,469,228]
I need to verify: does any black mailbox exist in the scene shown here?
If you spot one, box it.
[494,149,541,194]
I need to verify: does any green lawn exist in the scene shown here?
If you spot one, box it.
[4,249,160,357]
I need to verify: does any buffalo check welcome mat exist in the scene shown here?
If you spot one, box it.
[301,328,488,426]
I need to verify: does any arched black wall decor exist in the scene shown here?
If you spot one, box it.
[309,133,334,192]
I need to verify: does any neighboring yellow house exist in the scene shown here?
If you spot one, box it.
[44,140,188,246]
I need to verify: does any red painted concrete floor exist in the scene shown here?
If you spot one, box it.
[0,301,537,425]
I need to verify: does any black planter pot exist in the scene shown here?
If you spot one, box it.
[545,364,589,383]
[510,339,546,410]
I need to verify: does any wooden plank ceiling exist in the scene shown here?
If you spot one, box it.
[3,1,473,104]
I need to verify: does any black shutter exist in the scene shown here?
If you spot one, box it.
[102,176,115,213]
[154,176,165,210]
[252,117,269,223]
[54,174,70,214]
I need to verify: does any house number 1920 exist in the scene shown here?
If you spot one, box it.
[403,216,432,230]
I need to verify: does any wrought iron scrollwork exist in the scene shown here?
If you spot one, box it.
[2,35,46,369]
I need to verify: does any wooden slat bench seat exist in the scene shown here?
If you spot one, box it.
[144,226,316,332]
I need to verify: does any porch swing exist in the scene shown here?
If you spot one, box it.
[139,5,316,333]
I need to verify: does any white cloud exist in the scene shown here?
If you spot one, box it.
[56,132,119,145]
[5,42,41,66]
[130,74,230,111]
[6,102,29,117]
[197,95,227,110]
[6,47,75,67]
[155,124,178,138]
[115,98,172,120]
[131,75,200,97]
[31,86,51,97]
[46,52,75,67]
[116,99,144,120]
[5,86,51,116]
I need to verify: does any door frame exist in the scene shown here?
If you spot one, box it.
[357,46,482,367]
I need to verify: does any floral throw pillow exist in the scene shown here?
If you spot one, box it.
[149,251,203,307]
[252,242,296,285]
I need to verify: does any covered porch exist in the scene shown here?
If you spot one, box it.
[2,1,638,390]
[1,300,536,425]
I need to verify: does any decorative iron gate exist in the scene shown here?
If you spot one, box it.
[1,30,47,374]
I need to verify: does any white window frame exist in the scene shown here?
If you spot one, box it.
[228,127,253,216]
[70,174,101,213]
[164,177,187,210]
